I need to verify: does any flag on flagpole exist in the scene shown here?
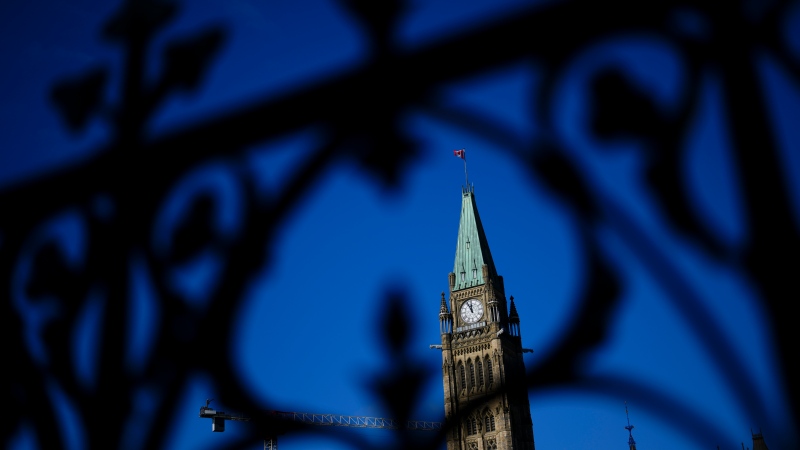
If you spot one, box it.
[453,148,469,186]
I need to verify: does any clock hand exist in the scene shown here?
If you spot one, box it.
[468,303,473,313]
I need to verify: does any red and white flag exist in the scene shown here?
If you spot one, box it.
[453,149,466,160]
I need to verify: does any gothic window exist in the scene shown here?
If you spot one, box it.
[468,360,476,390]
[484,410,496,431]
[465,416,478,435]
[476,358,484,388]
[468,442,479,450]
[486,438,498,450]
[459,362,466,392]
[485,356,494,385]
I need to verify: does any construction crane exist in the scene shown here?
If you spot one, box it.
[198,399,251,432]
[199,400,442,449]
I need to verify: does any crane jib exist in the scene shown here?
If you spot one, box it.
[199,404,442,433]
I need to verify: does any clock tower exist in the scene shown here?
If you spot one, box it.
[438,185,535,450]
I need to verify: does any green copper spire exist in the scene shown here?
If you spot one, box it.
[453,185,497,290]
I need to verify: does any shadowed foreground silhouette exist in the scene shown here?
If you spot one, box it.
[2,0,798,449]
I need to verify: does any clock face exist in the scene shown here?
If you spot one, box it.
[460,299,484,324]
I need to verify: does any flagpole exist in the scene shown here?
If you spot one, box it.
[463,156,469,187]
[453,148,469,188]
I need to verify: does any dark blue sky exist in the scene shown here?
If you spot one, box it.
[3,1,799,450]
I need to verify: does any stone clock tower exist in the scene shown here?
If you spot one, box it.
[438,185,535,450]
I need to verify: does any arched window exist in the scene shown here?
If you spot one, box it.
[468,360,476,389]
[486,356,494,385]
[476,358,484,388]
[465,416,478,435]
[484,410,496,431]
[459,362,466,392]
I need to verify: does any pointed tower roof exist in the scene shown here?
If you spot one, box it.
[509,296,520,321]
[453,185,497,290]
[439,292,450,315]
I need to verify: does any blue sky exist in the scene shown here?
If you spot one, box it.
[3,1,799,450]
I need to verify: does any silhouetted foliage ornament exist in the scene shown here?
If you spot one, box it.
[529,144,598,220]
[103,0,177,42]
[349,134,421,191]
[588,66,727,258]
[530,238,622,387]
[25,240,88,303]
[338,63,421,191]
[644,151,728,259]
[379,290,414,354]
[161,28,226,93]
[166,193,218,265]
[370,289,439,450]
[590,68,663,143]
[338,0,405,54]
[50,68,108,132]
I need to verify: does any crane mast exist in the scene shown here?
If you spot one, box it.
[199,400,442,449]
